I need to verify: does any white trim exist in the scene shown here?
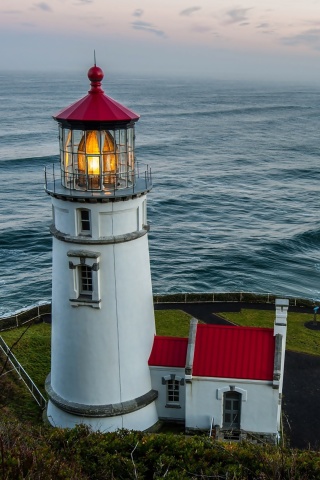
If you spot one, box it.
[162,374,183,383]
[217,386,247,402]
[191,376,272,386]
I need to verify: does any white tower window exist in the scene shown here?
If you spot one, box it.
[78,209,91,236]
[67,250,101,308]
[79,265,93,298]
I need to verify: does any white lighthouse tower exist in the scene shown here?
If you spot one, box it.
[45,64,158,431]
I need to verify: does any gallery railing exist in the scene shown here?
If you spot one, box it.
[44,163,152,196]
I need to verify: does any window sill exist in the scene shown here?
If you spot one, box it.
[69,298,101,309]
[165,404,181,409]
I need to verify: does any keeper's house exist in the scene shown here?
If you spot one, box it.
[149,299,288,443]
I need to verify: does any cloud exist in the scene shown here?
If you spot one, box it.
[282,28,320,50]
[132,20,166,38]
[74,0,93,5]
[180,6,201,17]
[240,22,250,26]
[257,22,269,29]
[223,7,252,25]
[1,10,21,14]
[34,2,52,11]
[191,25,212,33]
[133,9,143,18]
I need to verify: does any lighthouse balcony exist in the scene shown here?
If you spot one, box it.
[45,164,152,200]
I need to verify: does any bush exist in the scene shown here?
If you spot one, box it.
[0,424,320,479]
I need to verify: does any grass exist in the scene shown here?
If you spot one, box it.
[0,351,44,424]
[0,321,51,423]
[155,309,192,337]
[219,309,320,356]
[1,322,51,394]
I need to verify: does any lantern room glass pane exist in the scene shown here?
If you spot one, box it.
[118,129,127,153]
[58,126,136,192]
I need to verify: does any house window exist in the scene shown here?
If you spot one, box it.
[78,209,91,236]
[167,379,180,404]
[223,391,241,429]
[162,374,184,408]
[79,265,93,298]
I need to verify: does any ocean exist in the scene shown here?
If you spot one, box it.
[0,70,320,316]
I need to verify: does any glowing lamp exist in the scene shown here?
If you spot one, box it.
[77,130,117,189]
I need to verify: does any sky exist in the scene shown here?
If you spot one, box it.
[1,0,320,82]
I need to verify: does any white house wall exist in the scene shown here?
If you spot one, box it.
[185,377,280,434]
[150,366,186,421]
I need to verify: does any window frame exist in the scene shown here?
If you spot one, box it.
[67,250,101,308]
[77,208,92,237]
[167,378,180,404]
[78,264,93,299]
[162,374,184,409]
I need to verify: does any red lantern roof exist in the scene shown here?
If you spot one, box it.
[53,65,139,124]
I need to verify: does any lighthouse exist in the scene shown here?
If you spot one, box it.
[44,65,158,431]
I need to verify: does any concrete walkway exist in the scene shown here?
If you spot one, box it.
[155,302,317,449]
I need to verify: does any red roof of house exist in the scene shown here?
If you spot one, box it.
[148,336,188,368]
[148,325,275,381]
[193,324,275,381]
[54,65,139,124]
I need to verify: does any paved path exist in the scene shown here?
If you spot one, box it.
[155,302,318,449]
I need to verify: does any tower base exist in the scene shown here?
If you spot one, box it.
[46,399,159,432]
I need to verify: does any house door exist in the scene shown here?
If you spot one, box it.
[223,391,241,429]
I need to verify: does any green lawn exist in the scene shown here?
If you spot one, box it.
[1,322,51,394]
[219,309,320,356]
[155,309,192,337]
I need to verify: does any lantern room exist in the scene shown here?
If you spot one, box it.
[46,65,151,197]
[58,126,135,191]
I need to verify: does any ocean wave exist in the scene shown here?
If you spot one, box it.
[0,155,59,165]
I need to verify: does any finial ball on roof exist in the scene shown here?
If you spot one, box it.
[88,65,104,83]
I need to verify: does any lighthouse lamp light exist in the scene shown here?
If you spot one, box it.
[59,125,134,192]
